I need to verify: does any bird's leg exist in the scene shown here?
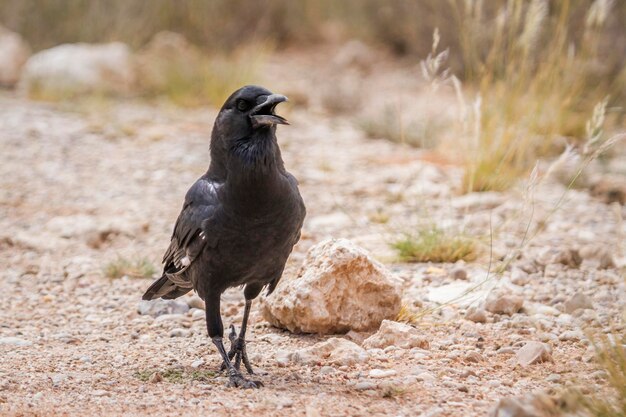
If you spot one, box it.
[233,299,254,373]
[221,283,262,374]
[220,298,255,374]
[206,293,262,388]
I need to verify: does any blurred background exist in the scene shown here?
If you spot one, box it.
[1,0,625,191]
[1,1,626,415]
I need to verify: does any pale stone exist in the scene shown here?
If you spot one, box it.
[564,293,593,314]
[362,320,429,350]
[516,341,552,367]
[20,42,136,97]
[277,337,369,366]
[485,291,524,315]
[263,238,401,334]
[0,25,31,87]
[465,306,488,323]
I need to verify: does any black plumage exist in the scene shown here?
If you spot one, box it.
[142,85,305,388]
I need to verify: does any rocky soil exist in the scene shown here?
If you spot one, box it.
[1,49,625,417]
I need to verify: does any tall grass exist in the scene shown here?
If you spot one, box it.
[425,0,625,192]
[571,332,626,417]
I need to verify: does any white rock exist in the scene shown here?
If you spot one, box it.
[277,337,368,366]
[185,295,205,310]
[362,320,429,350]
[564,292,593,314]
[138,299,189,317]
[369,369,396,378]
[426,281,492,307]
[51,374,65,387]
[20,42,135,97]
[263,238,401,334]
[0,25,31,87]
[191,359,205,368]
[527,303,560,316]
[154,313,186,324]
[0,337,32,346]
[516,341,552,367]
[485,291,523,315]
[510,267,529,286]
[169,328,191,338]
[416,372,436,382]
[306,212,353,231]
[489,397,538,417]
[354,381,377,390]
[536,247,582,268]
[465,306,487,323]
[319,366,336,375]
[558,330,584,342]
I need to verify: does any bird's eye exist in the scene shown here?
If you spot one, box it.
[236,100,250,112]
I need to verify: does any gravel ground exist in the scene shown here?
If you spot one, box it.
[1,51,625,416]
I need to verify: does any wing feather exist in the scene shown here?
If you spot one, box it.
[161,179,220,284]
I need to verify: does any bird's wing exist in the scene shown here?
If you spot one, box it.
[161,179,220,284]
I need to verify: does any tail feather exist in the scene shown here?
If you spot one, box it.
[142,275,191,300]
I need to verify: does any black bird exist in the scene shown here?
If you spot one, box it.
[142,85,305,388]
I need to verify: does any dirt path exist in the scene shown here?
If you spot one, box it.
[1,52,624,416]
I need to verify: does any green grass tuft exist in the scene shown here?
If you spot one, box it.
[392,227,478,263]
[395,305,419,324]
[104,256,156,279]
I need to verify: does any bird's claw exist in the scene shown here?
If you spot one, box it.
[219,324,255,374]
[227,372,264,389]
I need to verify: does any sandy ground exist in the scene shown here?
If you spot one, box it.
[1,50,625,416]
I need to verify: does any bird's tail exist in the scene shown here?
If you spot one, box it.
[142,275,191,300]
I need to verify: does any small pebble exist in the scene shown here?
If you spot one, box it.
[191,359,205,368]
[169,328,191,338]
[320,366,336,375]
[355,381,377,391]
[369,369,396,378]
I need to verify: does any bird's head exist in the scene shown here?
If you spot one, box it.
[208,85,290,177]
[213,85,289,142]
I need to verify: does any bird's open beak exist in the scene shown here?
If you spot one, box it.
[250,94,289,129]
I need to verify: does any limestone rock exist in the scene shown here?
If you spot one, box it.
[0,337,32,346]
[578,245,616,269]
[20,42,135,97]
[490,394,560,417]
[536,247,581,268]
[489,398,540,417]
[465,306,488,323]
[485,291,523,315]
[276,337,368,366]
[0,25,31,87]
[564,292,593,314]
[363,320,429,350]
[516,341,552,367]
[185,295,205,310]
[138,299,189,317]
[263,238,401,334]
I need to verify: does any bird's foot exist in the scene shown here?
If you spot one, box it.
[219,324,255,374]
[226,370,264,389]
